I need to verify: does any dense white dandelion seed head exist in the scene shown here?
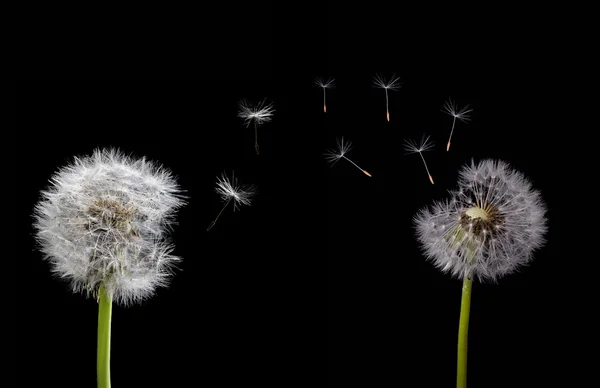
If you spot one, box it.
[442,98,473,122]
[413,159,547,282]
[403,135,435,154]
[314,76,335,88]
[32,148,186,306]
[215,172,257,211]
[324,136,353,166]
[237,98,275,127]
[372,73,402,91]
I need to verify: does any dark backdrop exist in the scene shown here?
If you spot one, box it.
[16,3,566,387]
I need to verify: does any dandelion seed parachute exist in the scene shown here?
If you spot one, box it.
[33,148,186,306]
[237,98,275,127]
[442,98,473,152]
[237,98,275,155]
[314,76,335,113]
[324,137,371,177]
[404,135,435,185]
[373,73,401,121]
[414,159,547,282]
[207,172,257,231]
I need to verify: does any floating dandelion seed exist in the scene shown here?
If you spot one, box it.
[237,98,275,155]
[404,134,435,184]
[324,136,371,177]
[314,76,335,112]
[442,98,473,151]
[373,73,401,121]
[207,171,257,231]
[413,159,547,388]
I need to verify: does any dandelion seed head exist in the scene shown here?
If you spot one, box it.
[413,159,547,282]
[215,172,257,211]
[442,99,473,122]
[324,136,352,165]
[33,148,186,306]
[372,73,402,91]
[314,76,335,88]
[237,98,275,127]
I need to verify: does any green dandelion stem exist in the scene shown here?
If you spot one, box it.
[97,285,112,388]
[457,275,472,388]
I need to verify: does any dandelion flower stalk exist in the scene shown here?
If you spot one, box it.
[238,98,275,155]
[404,135,435,184]
[413,159,547,388]
[324,136,371,177]
[457,275,472,388]
[442,99,473,151]
[33,148,186,388]
[373,73,401,121]
[207,172,256,231]
[97,285,112,388]
[314,76,335,113]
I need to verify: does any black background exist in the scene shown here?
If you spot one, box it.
[15,3,568,387]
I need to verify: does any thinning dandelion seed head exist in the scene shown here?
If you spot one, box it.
[403,135,435,154]
[442,99,473,122]
[324,136,353,166]
[413,159,547,282]
[32,148,186,306]
[215,172,257,211]
[372,73,402,91]
[237,98,275,128]
[314,76,335,88]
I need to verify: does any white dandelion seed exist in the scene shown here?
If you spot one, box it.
[32,148,186,306]
[314,76,335,113]
[413,159,547,387]
[442,98,473,151]
[324,136,371,177]
[373,73,401,122]
[207,171,257,231]
[237,98,275,155]
[404,134,435,185]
